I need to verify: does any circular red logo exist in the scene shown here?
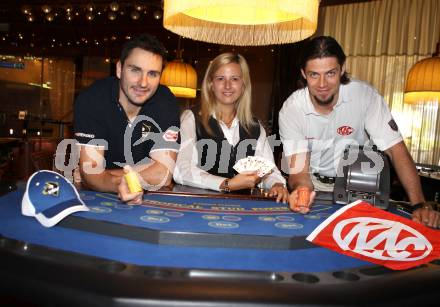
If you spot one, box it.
[337,126,354,136]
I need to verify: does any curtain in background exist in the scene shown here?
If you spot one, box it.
[317,0,440,165]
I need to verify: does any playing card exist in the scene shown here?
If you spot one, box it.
[233,156,275,177]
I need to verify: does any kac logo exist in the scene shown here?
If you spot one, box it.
[332,217,432,261]
[337,125,354,136]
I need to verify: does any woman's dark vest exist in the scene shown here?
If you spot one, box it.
[191,108,260,179]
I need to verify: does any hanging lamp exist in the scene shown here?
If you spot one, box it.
[404,43,440,104]
[163,0,320,46]
[160,38,197,99]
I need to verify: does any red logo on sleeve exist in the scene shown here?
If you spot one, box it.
[163,129,178,142]
[337,126,354,136]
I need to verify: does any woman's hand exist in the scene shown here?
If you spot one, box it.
[268,183,289,203]
[226,172,261,191]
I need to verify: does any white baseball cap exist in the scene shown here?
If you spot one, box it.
[22,170,89,227]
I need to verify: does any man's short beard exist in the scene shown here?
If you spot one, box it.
[121,86,148,107]
[128,98,147,107]
[313,95,335,106]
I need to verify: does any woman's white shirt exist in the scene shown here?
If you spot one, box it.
[173,110,286,191]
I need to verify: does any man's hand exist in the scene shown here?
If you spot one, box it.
[118,166,143,205]
[268,183,289,203]
[288,186,315,214]
[286,152,314,213]
[412,204,440,228]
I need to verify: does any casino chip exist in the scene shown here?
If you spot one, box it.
[202,215,221,220]
[165,211,184,218]
[115,204,134,210]
[140,215,170,223]
[100,201,117,207]
[146,209,164,215]
[275,222,303,230]
[304,214,321,219]
[89,206,112,214]
[222,215,242,222]
[259,216,277,222]
[317,213,331,218]
[208,221,239,229]
[276,216,295,221]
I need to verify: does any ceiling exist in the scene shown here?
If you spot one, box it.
[0,0,374,59]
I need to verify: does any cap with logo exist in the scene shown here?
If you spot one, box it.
[22,170,89,227]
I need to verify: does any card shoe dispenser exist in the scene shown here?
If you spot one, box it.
[334,145,390,209]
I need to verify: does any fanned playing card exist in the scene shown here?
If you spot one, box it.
[233,156,275,177]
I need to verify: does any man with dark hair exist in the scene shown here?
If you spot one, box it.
[74,33,180,203]
[279,36,439,228]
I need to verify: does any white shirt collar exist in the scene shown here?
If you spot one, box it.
[212,112,239,128]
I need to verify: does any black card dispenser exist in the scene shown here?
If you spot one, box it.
[333,145,390,209]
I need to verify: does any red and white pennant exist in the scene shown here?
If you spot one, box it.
[306,201,440,270]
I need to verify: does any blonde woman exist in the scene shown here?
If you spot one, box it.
[174,53,288,202]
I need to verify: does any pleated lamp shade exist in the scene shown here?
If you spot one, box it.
[160,59,197,99]
[163,0,320,46]
[404,49,440,104]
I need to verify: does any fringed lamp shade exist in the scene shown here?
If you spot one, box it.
[404,52,440,104]
[163,0,320,46]
[160,60,197,99]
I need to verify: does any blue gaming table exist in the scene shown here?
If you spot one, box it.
[1,185,439,306]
